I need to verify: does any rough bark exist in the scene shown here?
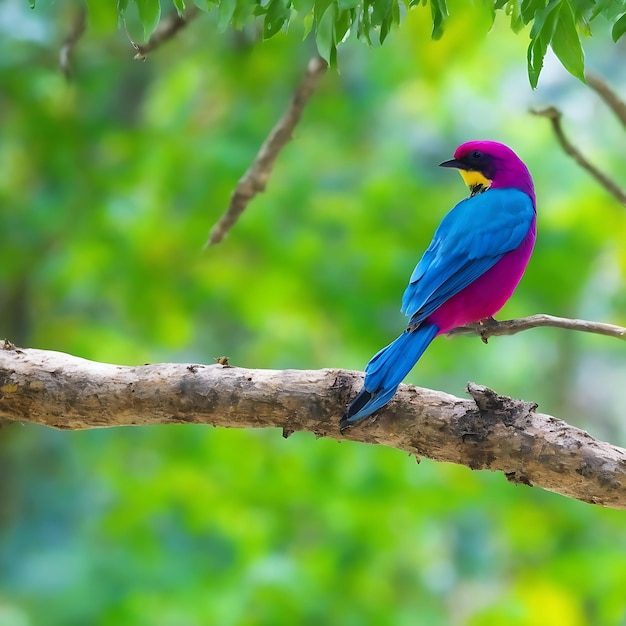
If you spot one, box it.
[1,343,625,509]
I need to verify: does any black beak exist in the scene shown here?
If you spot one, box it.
[439,158,468,170]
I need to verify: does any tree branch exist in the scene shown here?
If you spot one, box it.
[205,55,328,247]
[59,7,86,79]
[585,71,626,129]
[531,106,626,206]
[1,343,625,508]
[448,314,626,343]
[130,6,201,61]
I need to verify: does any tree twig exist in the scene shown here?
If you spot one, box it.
[130,6,201,60]
[531,106,626,206]
[205,55,328,247]
[448,314,626,342]
[585,71,626,129]
[1,344,626,508]
[59,7,86,79]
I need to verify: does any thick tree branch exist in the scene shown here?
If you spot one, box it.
[130,6,201,61]
[449,314,626,343]
[531,106,626,206]
[205,55,328,247]
[1,343,625,509]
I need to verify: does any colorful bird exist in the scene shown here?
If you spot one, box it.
[341,141,537,429]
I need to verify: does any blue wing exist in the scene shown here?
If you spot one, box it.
[401,188,535,324]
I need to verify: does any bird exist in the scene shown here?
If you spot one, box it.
[341,140,537,429]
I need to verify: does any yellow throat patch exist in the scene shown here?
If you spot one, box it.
[459,169,492,190]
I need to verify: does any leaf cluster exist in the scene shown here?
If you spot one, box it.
[514,0,626,87]
[34,0,626,86]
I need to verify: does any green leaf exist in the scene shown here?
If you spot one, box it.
[371,0,392,24]
[313,0,333,26]
[263,0,291,38]
[589,0,610,19]
[551,1,585,82]
[172,0,186,16]
[577,13,591,37]
[337,0,360,10]
[529,0,558,38]
[526,0,560,88]
[507,0,525,32]
[356,0,372,44]
[217,0,237,32]
[293,0,314,11]
[336,8,353,41]
[391,0,401,26]
[588,0,626,20]
[232,0,255,28]
[28,0,35,8]
[430,0,448,39]
[303,12,315,37]
[134,0,161,38]
[521,0,546,24]
[612,12,626,41]
[569,0,594,17]
[374,0,400,44]
[192,0,214,9]
[380,11,392,42]
[316,2,337,62]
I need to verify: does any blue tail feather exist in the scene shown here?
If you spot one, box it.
[342,323,439,427]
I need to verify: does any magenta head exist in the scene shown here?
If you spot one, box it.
[440,140,536,207]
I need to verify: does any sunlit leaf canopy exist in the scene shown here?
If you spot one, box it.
[1,0,626,623]
[79,0,626,86]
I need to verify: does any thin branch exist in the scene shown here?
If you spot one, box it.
[585,71,626,129]
[1,344,626,508]
[59,7,86,79]
[449,314,626,342]
[205,55,328,247]
[130,6,201,61]
[531,106,626,206]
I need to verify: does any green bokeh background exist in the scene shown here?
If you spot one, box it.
[1,1,626,624]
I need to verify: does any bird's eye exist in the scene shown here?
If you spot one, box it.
[471,150,483,161]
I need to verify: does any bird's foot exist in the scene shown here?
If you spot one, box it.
[477,317,499,344]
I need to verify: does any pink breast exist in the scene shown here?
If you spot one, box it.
[428,217,536,334]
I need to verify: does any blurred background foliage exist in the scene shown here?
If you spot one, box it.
[1,0,626,624]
